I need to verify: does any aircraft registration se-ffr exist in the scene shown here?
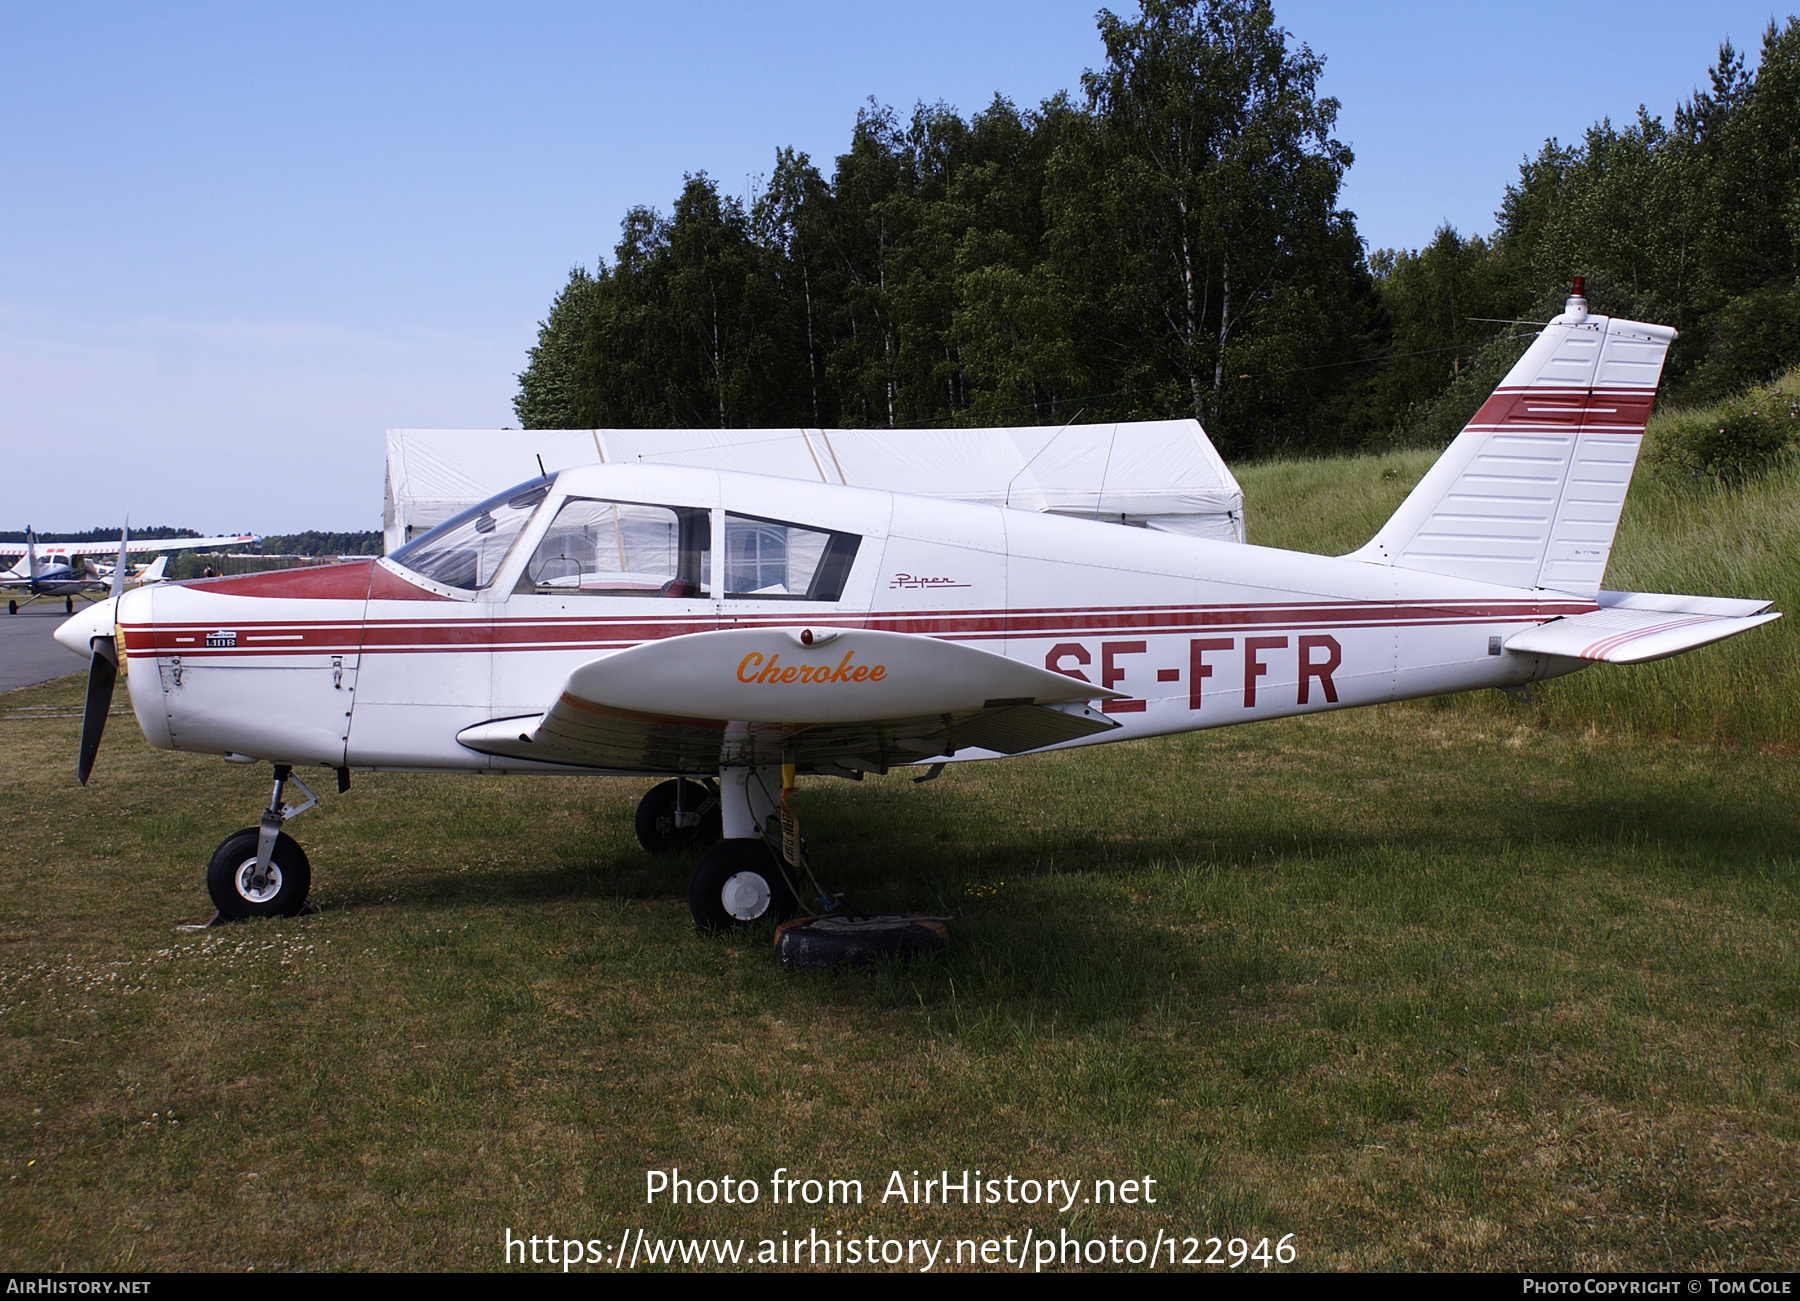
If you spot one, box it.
[55,286,1781,931]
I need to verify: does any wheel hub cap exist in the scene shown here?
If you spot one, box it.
[235,859,284,904]
[721,871,771,921]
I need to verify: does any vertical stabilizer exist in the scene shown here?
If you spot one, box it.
[1349,284,1675,596]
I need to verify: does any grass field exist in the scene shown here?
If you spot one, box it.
[2,386,1796,1272]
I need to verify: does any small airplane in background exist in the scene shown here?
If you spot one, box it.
[54,282,1781,933]
[4,527,259,614]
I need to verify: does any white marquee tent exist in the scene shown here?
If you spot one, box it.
[383,422,1247,556]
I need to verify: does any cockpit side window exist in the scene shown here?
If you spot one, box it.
[389,480,550,591]
[723,513,860,601]
[518,498,712,597]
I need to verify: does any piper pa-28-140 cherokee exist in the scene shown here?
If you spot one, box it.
[54,285,1781,931]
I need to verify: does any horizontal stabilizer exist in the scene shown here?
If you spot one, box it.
[1506,602,1779,664]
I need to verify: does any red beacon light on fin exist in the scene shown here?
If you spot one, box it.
[1564,275,1589,323]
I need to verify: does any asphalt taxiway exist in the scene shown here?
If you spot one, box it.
[1,602,88,693]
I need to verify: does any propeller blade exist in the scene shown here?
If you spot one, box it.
[111,518,129,601]
[77,636,118,786]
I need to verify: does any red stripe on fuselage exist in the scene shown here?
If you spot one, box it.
[118,597,1599,659]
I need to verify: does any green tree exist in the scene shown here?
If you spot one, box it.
[1367,226,1517,440]
[1080,0,1363,454]
[753,147,835,425]
[513,267,602,429]
[661,175,779,427]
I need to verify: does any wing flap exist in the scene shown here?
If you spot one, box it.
[1506,604,1780,664]
[953,703,1117,754]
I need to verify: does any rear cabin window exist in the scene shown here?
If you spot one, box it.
[723,513,860,601]
[519,498,712,597]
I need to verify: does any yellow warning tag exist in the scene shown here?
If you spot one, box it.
[780,801,802,869]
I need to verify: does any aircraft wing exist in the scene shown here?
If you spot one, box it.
[457,627,1124,772]
[0,533,259,558]
[1506,591,1779,665]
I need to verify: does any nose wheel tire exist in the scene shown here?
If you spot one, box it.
[635,779,722,854]
[206,827,313,919]
[687,838,797,933]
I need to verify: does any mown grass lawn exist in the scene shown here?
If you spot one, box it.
[2,668,1795,1271]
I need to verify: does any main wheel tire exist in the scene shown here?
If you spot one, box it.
[7,600,15,615]
[206,827,312,920]
[634,779,722,854]
[688,838,798,933]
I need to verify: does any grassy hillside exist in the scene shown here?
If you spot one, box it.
[1234,369,1799,749]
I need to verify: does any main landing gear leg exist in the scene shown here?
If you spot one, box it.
[203,764,318,921]
[686,765,797,933]
[634,777,722,854]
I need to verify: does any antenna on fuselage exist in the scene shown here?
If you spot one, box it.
[536,454,548,480]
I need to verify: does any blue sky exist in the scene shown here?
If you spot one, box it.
[1,1,1788,532]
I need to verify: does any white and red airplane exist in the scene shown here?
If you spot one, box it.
[54,285,1779,931]
[5,527,258,614]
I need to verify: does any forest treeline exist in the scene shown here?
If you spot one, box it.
[514,1,1800,460]
[255,532,383,556]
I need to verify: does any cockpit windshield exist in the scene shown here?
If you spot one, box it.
[389,478,550,590]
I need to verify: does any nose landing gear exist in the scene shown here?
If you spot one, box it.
[206,827,311,919]
[205,764,318,920]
